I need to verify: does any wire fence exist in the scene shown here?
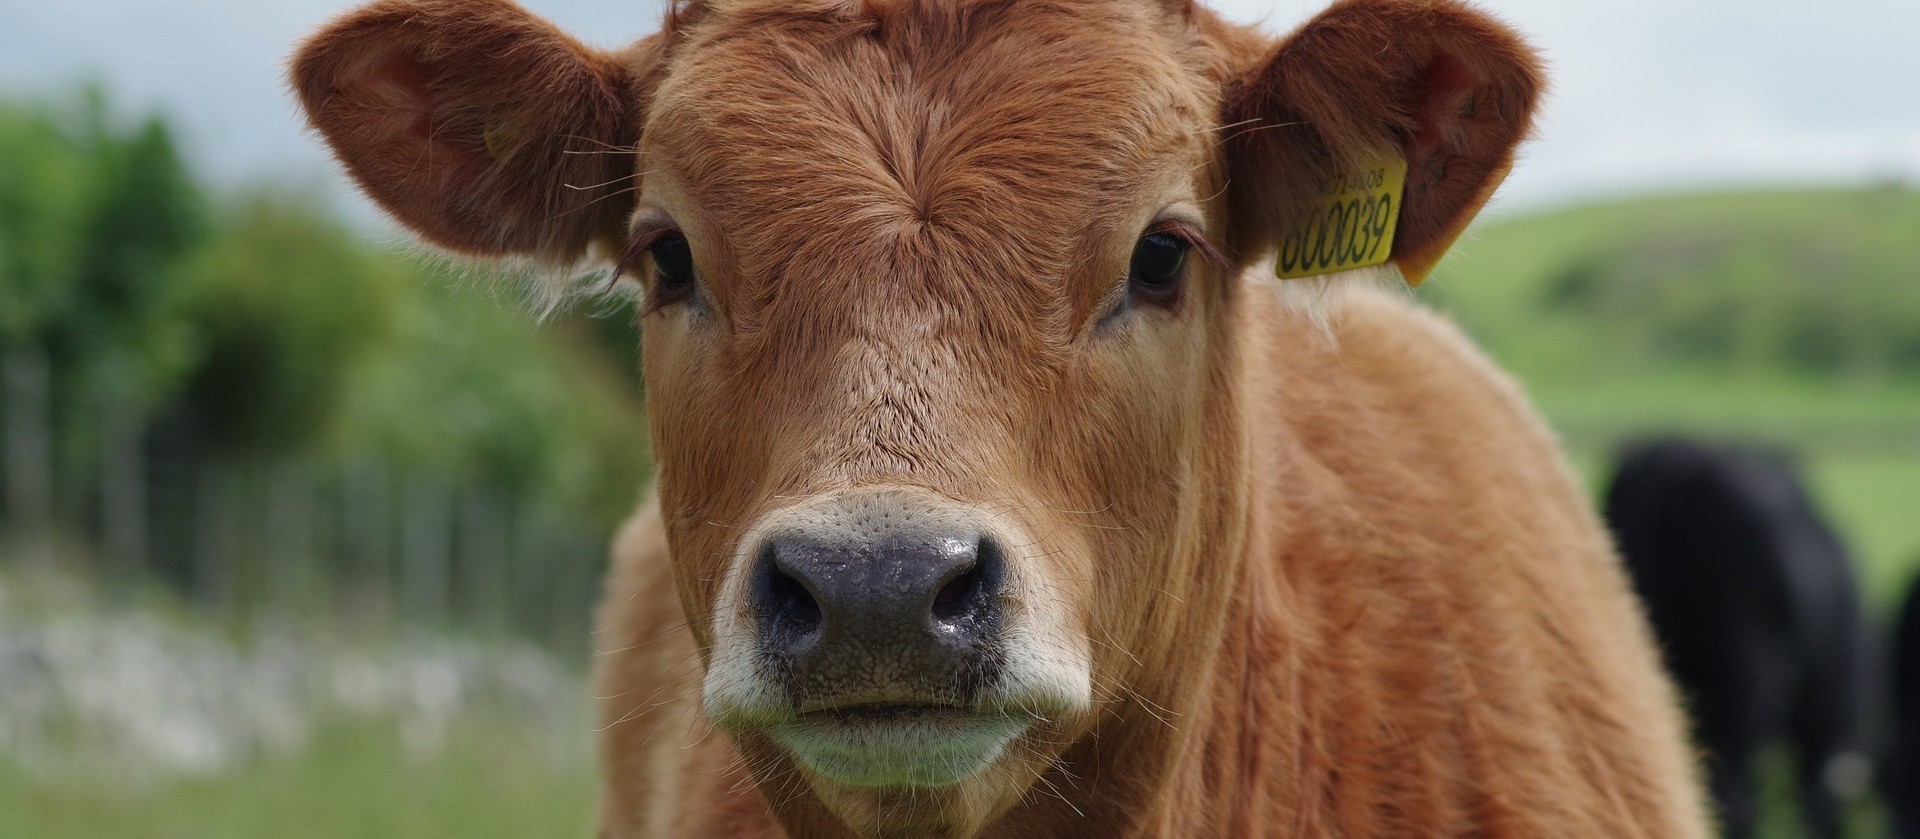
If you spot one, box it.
[0,347,615,656]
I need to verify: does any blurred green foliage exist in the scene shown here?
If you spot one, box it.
[0,90,649,523]
[329,268,648,521]
[171,190,398,453]
[0,91,208,409]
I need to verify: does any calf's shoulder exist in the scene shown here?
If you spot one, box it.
[1234,285,1709,837]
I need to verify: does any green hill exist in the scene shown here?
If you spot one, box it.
[1431,186,1917,317]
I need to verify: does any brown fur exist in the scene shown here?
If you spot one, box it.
[291,1,1710,836]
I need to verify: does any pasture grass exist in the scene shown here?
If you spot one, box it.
[1806,453,1920,611]
[0,716,597,839]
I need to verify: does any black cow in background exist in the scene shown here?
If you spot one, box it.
[1604,438,1871,839]
[1885,572,1920,838]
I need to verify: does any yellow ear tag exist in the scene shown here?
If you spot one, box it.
[1273,155,1407,282]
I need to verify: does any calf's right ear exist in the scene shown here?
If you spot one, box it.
[290,0,654,264]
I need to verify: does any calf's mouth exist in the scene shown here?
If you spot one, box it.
[772,703,1031,788]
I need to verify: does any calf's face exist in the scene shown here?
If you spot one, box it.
[638,2,1229,817]
[293,0,1538,833]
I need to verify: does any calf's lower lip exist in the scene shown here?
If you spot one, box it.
[770,704,1029,788]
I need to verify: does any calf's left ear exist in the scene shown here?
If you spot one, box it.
[1222,0,1542,284]
[290,0,651,264]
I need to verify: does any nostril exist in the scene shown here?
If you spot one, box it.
[769,565,822,632]
[754,544,822,644]
[931,565,979,620]
[931,536,1003,623]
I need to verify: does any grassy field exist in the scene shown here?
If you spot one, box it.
[0,716,597,839]
[1805,453,1920,610]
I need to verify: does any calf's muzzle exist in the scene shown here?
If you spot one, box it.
[749,508,1007,709]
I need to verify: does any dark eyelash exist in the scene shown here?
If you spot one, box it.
[1142,220,1228,272]
[612,221,682,283]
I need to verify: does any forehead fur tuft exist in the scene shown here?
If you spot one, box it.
[638,0,1228,316]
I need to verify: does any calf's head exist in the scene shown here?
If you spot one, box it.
[294,0,1538,833]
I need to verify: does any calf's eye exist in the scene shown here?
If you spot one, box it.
[1128,232,1188,305]
[649,234,695,304]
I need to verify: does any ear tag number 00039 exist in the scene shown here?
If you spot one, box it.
[1273,155,1407,281]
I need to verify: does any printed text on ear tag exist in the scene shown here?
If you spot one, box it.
[1273,155,1407,281]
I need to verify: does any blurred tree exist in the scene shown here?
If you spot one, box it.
[329,262,649,523]
[0,90,208,408]
[1,89,652,525]
[0,101,89,345]
[170,190,399,453]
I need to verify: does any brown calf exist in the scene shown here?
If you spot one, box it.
[292,0,1711,836]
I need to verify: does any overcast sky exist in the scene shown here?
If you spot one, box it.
[4,0,1916,226]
